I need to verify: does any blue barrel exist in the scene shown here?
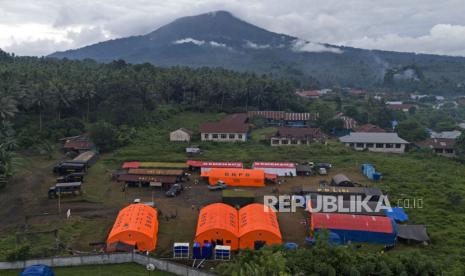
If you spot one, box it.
[373,173,381,181]
[193,242,202,259]
[201,242,213,259]
[284,242,298,249]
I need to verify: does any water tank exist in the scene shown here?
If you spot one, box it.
[192,242,202,259]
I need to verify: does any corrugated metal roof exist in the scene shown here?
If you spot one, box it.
[187,160,243,168]
[311,213,394,233]
[200,114,249,133]
[339,132,409,144]
[117,174,178,183]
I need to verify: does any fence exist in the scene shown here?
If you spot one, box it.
[0,252,213,276]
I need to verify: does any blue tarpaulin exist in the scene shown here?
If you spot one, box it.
[361,164,382,181]
[20,264,54,276]
[384,207,409,222]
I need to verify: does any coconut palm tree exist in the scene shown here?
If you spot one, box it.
[0,96,18,119]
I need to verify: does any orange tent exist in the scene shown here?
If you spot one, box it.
[238,203,282,249]
[201,168,265,187]
[194,203,239,250]
[107,204,158,252]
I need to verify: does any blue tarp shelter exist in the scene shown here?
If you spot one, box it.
[20,264,54,276]
[384,207,409,222]
[361,164,382,180]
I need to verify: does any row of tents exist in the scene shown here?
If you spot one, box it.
[104,202,282,253]
[195,203,282,250]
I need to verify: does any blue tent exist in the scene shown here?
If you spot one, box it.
[20,264,54,276]
[384,207,409,222]
[361,164,382,181]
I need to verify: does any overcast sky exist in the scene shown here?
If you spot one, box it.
[1,0,465,56]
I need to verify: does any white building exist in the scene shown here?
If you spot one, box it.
[169,128,192,142]
[252,162,296,176]
[200,114,249,142]
[339,132,409,153]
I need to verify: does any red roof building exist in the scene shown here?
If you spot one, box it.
[353,124,385,133]
[200,114,249,142]
[296,90,320,99]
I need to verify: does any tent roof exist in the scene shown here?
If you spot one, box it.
[238,203,281,239]
[311,213,394,233]
[384,207,409,222]
[187,160,243,168]
[108,204,158,242]
[397,224,429,242]
[196,203,238,237]
[122,161,140,169]
[201,168,265,179]
[21,264,54,276]
[331,174,352,185]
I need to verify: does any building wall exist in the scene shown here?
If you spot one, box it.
[201,133,247,142]
[253,167,296,176]
[170,130,191,142]
[343,142,406,153]
[270,137,311,146]
[433,148,455,157]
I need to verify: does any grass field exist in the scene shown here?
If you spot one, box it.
[1,111,465,272]
[4,263,173,276]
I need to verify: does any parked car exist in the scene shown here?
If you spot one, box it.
[317,168,328,175]
[314,163,332,170]
[208,180,227,191]
[165,183,184,197]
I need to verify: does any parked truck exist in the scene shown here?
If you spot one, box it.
[53,162,86,175]
[56,172,85,183]
[48,182,82,199]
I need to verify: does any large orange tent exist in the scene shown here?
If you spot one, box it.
[238,203,282,249]
[201,168,265,187]
[107,204,158,252]
[194,203,239,250]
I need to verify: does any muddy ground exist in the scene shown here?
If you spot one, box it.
[0,154,368,258]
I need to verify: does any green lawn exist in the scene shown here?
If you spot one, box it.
[4,263,173,276]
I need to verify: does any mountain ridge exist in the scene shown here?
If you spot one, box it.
[49,10,465,90]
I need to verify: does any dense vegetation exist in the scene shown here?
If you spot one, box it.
[218,242,443,275]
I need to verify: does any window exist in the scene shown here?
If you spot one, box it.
[238,134,243,139]
[367,143,374,148]
[356,143,364,148]
[204,134,209,139]
[395,144,401,148]
[221,134,227,139]
[212,134,218,138]
[229,134,235,139]
[291,139,298,144]
[376,143,384,148]
[282,139,289,145]
[349,143,354,147]
[272,139,279,144]
[301,140,308,144]
[445,149,454,154]
[386,144,393,148]
[435,148,443,153]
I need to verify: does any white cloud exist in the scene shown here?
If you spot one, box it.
[342,24,465,56]
[291,39,342,54]
[244,40,270,49]
[1,0,465,56]
[173,37,205,46]
[209,41,227,48]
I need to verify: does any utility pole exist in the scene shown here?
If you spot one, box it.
[58,191,61,216]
